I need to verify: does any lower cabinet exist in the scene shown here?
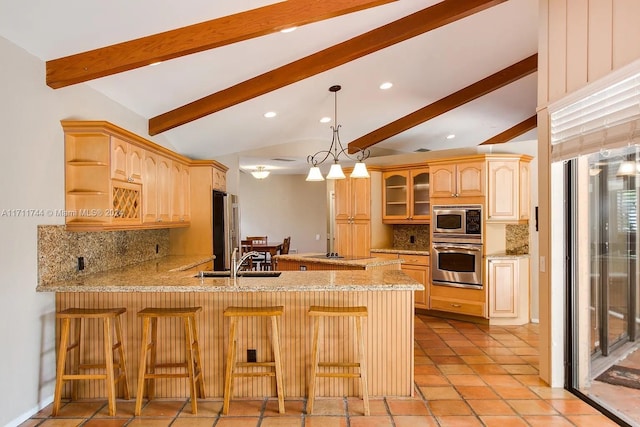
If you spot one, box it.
[372,252,429,310]
[430,285,486,318]
[487,256,530,325]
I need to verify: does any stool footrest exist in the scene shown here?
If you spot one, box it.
[63,374,107,380]
[233,372,276,378]
[318,362,361,368]
[144,373,190,379]
[317,372,362,378]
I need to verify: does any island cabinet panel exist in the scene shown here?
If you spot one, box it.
[55,290,415,399]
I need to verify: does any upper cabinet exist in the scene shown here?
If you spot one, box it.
[335,175,371,221]
[430,161,485,198]
[111,137,143,184]
[487,156,532,222]
[382,167,430,223]
[62,121,225,231]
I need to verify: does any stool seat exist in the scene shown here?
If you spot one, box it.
[307,305,369,416]
[53,307,130,417]
[135,307,205,415]
[223,305,285,415]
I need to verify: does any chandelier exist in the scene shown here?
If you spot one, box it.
[306,85,370,181]
[251,166,270,179]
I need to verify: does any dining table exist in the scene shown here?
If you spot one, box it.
[241,240,283,270]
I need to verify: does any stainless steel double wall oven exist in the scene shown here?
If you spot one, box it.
[431,204,483,289]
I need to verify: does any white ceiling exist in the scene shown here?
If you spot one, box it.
[0,0,539,175]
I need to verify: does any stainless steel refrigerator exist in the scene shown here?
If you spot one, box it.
[212,190,240,271]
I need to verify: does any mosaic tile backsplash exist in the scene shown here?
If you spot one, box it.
[505,224,529,255]
[38,225,170,284]
[392,224,430,250]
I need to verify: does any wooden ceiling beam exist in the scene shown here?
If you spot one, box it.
[148,0,507,135]
[479,115,537,145]
[348,54,538,153]
[45,0,396,89]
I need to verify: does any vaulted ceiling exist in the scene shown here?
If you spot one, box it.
[0,0,539,174]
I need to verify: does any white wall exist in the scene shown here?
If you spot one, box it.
[0,36,176,426]
[238,172,327,253]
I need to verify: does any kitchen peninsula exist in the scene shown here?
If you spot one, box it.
[273,253,402,271]
[38,255,422,401]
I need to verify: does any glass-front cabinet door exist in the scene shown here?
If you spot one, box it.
[411,168,430,221]
[383,171,408,221]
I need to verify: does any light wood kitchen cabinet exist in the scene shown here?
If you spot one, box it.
[399,254,429,309]
[487,256,530,325]
[335,219,370,257]
[170,161,190,223]
[169,161,229,256]
[430,285,487,318]
[62,121,210,231]
[429,161,485,198]
[372,252,429,310]
[487,157,532,222]
[382,167,430,223]
[111,137,143,184]
[334,175,371,257]
[335,175,370,221]
[64,129,142,229]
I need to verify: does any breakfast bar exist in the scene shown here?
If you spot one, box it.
[37,256,422,401]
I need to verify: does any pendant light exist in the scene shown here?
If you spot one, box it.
[306,85,370,181]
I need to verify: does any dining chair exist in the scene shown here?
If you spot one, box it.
[246,236,268,267]
[239,240,257,271]
[281,236,291,255]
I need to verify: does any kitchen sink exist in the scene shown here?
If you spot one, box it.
[195,270,282,278]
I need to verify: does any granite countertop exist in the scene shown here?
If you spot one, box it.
[371,247,430,256]
[37,255,422,293]
[272,253,403,267]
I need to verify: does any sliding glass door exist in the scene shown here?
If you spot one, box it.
[566,145,640,425]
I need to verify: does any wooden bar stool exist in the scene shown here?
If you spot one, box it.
[307,305,369,416]
[223,306,285,415]
[53,307,130,416]
[135,307,205,415]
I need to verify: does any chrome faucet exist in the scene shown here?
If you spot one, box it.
[231,248,260,278]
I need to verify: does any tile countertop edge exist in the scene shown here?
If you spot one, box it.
[371,248,430,256]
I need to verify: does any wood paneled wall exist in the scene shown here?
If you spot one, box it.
[539,0,640,105]
[55,290,414,400]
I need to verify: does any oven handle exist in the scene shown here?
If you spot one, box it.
[433,245,482,252]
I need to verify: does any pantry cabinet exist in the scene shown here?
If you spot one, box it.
[334,175,372,257]
[62,121,214,231]
[382,167,430,223]
[429,161,485,198]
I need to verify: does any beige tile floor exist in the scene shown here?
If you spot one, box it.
[21,314,622,427]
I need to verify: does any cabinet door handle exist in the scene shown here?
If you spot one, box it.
[451,303,462,308]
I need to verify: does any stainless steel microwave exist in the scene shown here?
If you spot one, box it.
[432,205,482,237]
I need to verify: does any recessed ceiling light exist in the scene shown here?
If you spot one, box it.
[280,27,297,33]
[379,82,393,90]
[264,111,277,118]
[446,134,456,140]
[320,117,331,123]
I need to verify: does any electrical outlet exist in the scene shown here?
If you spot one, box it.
[410,235,415,244]
[155,244,159,254]
[247,349,257,363]
[77,257,85,271]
